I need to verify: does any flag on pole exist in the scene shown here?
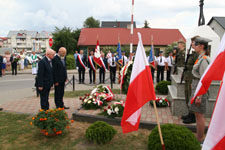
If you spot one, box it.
[116,42,123,67]
[191,34,225,104]
[148,41,155,67]
[202,73,225,150]
[121,32,156,133]
[93,40,103,67]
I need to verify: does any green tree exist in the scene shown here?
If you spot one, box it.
[52,27,80,54]
[143,20,150,28]
[83,16,100,28]
[165,42,178,57]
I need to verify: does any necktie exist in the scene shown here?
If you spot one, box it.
[123,56,125,66]
[170,56,172,65]
[61,59,65,67]
[160,57,162,63]
[49,60,52,68]
[112,57,114,66]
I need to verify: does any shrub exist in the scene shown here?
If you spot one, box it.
[66,54,75,70]
[32,108,73,136]
[148,124,201,150]
[155,81,171,94]
[85,121,117,144]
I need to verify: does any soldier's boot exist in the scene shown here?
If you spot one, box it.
[183,113,196,124]
[181,113,191,120]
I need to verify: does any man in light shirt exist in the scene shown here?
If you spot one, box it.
[108,53,116,83]
[156,51,166,83]
[165,51,173,81]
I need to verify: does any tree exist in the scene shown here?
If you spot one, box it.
[143,20,150,28]
[52,27,80,54]
[83,16,100,28]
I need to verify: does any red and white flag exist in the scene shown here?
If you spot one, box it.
[121,32,156,133]
[93,40,103,67]
[191,34,225,104]
[202,73,225,150]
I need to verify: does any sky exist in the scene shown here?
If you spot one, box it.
[0,0,225,38]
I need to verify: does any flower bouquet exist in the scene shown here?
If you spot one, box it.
[80,85,114,110]
[149,97,170,107]
[101,101,125,118]
[31,108,73,136]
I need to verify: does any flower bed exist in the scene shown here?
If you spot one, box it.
[101,101,125,118]
[31,108,73,136]
[80,85,114,110]
[149,97,170,107]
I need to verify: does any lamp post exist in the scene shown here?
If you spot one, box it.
[198,0,205,26]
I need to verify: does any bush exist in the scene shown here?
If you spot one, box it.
[85,121,117,145]
[66,54,75,70]
[155,81,171,94]
[148,124,201,150]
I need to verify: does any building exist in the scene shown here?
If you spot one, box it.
[78,28,185,56]
[0,37,8,48]
[101,21,136,28]
[208,17,225,39]
[7,30,52,53]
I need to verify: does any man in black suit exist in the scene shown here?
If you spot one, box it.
[99,53,107,84]
[88,51,95,84]
[10,53,18,75]
[36,49,55,110]
[76,50,87,84]
[52,47,69,109]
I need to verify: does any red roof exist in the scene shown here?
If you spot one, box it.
[0,37,8,41]
[78,28,185,46]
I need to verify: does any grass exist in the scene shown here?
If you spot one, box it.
[50,89,121,98]
[0,112,150,150]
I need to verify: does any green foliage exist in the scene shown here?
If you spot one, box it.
[86,121,117,145]
[155,81,171,95]
[66,54,75,70]
[32,108,71,135]
[83,16,100,28]
[122,63,133,94]
[165,42,178,57]
[148,124,201,150]
[143,20,150,28]
[52,27,80,54]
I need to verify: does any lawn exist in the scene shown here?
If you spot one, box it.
[50,89,121,98]
[0,112,150,150]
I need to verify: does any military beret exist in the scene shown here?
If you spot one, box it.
[178,40,185,44]
[194,37,212,44]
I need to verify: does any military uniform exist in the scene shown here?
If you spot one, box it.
[190,53,210,114]
[176,49,185,67]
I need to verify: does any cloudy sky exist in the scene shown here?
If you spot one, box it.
[0,0,225,38]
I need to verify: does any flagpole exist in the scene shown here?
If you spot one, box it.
[129,0,134,60]
[95,35,99,85]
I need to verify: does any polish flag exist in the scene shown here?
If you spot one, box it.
[191,34,225,104]
[202,73,225,150]
[121,32,156,133]
[93,40,103,67]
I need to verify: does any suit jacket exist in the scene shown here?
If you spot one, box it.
[52,55,67,83]
[87,56,95,70]
[10,56,17,67]
[76,54,87,69]
[0,56,3,64]
[36,56,53,88]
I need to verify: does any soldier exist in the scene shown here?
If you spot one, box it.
[189,36,211,142]
[173,40,186,74]
[182,36,200,124]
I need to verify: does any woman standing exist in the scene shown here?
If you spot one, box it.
[190,36,211,143]
[19,51,25,70]
[2,56,6,76]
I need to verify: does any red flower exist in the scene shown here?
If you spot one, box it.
[108,106,111,109]
[104,108,107,112]
[79,97,82,100]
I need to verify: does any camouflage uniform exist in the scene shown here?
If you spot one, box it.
[176,49,185,67]
[190,54,210,114]
[184,52,199,108]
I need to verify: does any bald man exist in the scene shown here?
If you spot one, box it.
[36,49,55,110]
[52,47,69,109]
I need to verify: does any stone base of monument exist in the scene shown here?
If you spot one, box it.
[168,67,220,118]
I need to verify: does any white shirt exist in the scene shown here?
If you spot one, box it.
[122,55,128,66]
[165,56,173,67]
[156,56,166,66]
[107,57,116,67]
[147,56,156,62]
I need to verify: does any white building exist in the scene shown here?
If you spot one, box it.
[208,17,225,40]
[7,30,52,53]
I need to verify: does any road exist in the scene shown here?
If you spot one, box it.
[0,72,120,104]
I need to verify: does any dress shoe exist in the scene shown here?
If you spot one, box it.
[0,108,3,111]
[64,106,70,109]
[181,113,190,120]
[183,115,196,124]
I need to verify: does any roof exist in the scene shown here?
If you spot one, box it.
[208,17,225,30]
[7,30,50,38]
[101,21,136,28]
[78,28,185,46]
[0,37,7,41]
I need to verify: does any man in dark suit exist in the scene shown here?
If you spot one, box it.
[88,51,95,84]
[99,53,107,84]
[76,50,87,84]
[10,53,18,75]
[0,55,3,77]
[36,49,55,110]
[52,47,69,109]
